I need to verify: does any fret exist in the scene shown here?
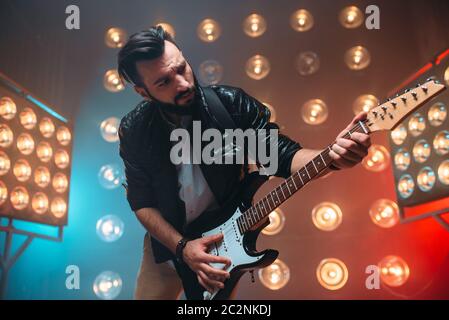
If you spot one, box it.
[247,210,253,225]
[282,183,291,198]
[237,218,243,234]
[311,159,318,173]
[259,200,266,216]
[272,190,281,206]
[305,166,311,179]
[286,178,295,193]
[263,197,271,215]
[268,193,276,208]
[291,175,298,189]
[299,170,306,185]
[241,216,247,232]
[278,185,286,200]
[320,153,326,166]
[359,120,369,134]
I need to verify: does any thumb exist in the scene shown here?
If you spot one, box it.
[202,233,223,244]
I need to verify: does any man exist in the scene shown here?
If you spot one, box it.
[117,26,371,300]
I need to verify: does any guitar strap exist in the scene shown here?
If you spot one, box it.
[202,86,249,177]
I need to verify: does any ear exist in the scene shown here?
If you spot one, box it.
[134,85,151,101]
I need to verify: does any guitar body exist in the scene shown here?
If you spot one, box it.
[179,172,278,300]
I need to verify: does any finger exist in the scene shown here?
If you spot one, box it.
[332,143,363,163]
[201,262,231,279]
[197,274,214,293]
[199,269,224,289]
[202,253,232,267]
[202,233,223,245]
[350,132,371,148]
[336,138,368,158]
[350,111,368,126]
[329,149,357,168]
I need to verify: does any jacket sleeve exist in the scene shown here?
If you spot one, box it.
[118,118,158,212]
[221,86,302,178]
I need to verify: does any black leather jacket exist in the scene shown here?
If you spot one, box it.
[118,84,302,263]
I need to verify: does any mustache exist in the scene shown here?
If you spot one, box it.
[175,87,195,102]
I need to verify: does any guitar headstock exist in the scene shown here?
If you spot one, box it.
[366,78,446,133]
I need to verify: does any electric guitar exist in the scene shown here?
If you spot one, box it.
[179,78,446,300]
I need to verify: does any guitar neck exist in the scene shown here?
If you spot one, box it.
[237,119,371,234]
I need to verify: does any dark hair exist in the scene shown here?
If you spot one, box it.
[117,26,178,87]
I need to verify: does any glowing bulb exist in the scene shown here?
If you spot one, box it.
[353,94,378,115]
[428,102,447,126]
[0,124,14,148]
[433,130,449,155]
[197,19,221,42]
[245,55,270,80]
[32,192,49,214]
[262,209,286,235]
[105,27,127,48]
[98,164,124,190]
[391,124,407,145]
[198,60,223,85]
[412,139,431,163]
[296,51,320,76]
[398,174,415,199]
[417,167,436,192]
[243,14,267,37]
[54,149,70,169]
[438,160,449,185]
[316,258,348,290]
[290,9,314,32]
[258,259,290,290]
[345,46,370,70]
[394,148,411,171]
[362,145,390,172]
[100,117,120,143]
[10,186,29,210]
[93,271,122,300]
[96,215,124,242]
[104,70,124,92]
[312,202,342,231]
[16,133,35,155]
[301,99,328,125]
[378,255,410,287]
[51,197,67,218]
[339,6,363,28]
[0,151,11,176]
[36,141,53,162]
[0,181,7,205]
[19,108,37,130]
[408,113,426,137]
[52,172,68,193]
[39,117,55,138]
[34,166,51,188]
[13,159,32,182]
[56,126,71,146]
[0,97,17,120]
[369,199,399,228]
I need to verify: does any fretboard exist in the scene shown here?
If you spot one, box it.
[236,119,370,234]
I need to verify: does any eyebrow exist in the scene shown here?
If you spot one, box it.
[153,60,186,86]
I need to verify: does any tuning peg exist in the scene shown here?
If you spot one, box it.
[404,88,410,93]
[381,106,388,113]
[411,91,418,99]
[421,85,428,93]
[372,111,378,117]
[401,96,407,103]
[380,114,385,120]
[391,101,397,108]
[388,113,394,120]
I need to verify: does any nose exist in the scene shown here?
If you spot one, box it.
[175,74,190,93]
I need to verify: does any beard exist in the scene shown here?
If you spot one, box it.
[145,76,200,116]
